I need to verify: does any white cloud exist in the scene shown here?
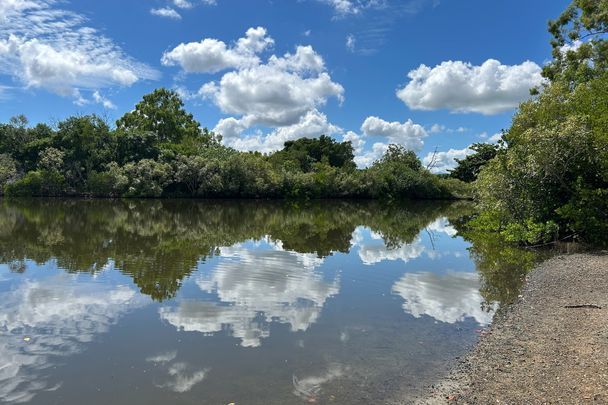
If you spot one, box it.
[392,271,494,325]
[346,34,356,52]
[162,27,274,73]
[173,0,193,8]
[150,7,182,19]
[221,109,341,153]
[422,146,473,174]
[429,124,445,133]
[397,59,544,114]
[0,0,157,101]
[317,0,384,16]
[353,142,388,167]
[488,132,502,143]
[320,0,361,15]
[361,116,427,151]
[560,39,583,55]
[201,47,342,128]
[92,90,116,109]
[153,0,216,17]
[169,27,343,152]
[343,130,364,154]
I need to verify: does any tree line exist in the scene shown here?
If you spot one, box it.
[0,88,469,200]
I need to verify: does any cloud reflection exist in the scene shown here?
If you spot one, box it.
[0,273,143,403]
[160,244,340,347]
[392,271,493,325]
[352,227,426,265]
[292,365,346,402]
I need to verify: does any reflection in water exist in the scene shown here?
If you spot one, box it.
[292,365,346,402]
[392,271,494,325]
[0,198,547,404]
[427,217,458,237]
[354,228,426,265]
[0,273,143,403]
[146,351,209,392]
[160,242,340,347]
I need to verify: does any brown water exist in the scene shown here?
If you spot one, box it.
[0,199,539,404]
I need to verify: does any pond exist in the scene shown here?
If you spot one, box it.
[0,199,540,404]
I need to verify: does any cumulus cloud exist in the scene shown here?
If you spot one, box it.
[0,0,157,101]
[397,59,544,114]
[159,241,340,347]
[354,142,388,167]
[162,27,274,73]
[164,27,344,152]
[220,109,341,153]
[150,7,182,19]
[422,146,474,174]
[346,116,428,167]
[392,271,494,325]
[361,116,427,151]
[488,132,502,143]
[201,46,342,128]
[343,130,365,154]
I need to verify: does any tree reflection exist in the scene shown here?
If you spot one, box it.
[0,198,543,304]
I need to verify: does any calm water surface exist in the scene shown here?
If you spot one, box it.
[0,199,539,404]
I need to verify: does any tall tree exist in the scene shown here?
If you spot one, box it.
[116,88,205,144]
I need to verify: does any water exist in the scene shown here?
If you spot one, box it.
[0,199,538,404]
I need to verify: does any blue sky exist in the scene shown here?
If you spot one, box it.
[0,0,570,171]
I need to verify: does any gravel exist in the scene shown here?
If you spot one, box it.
[419,252,608,405]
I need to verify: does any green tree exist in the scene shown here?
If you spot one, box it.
[54,115,113,189]
[450,143,500,183]
[116,88,208,144]
[270,135,355,172]
[544,0,608,85]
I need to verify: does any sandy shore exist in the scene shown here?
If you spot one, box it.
[420,253,608,404]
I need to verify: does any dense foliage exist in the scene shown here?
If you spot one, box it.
[449,143,500,183]
[471,0,608,245]
[0,89,466,200]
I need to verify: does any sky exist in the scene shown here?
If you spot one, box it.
[0,0,570,171]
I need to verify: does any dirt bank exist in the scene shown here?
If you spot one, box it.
[421,253,608,404]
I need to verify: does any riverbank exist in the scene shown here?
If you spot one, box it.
[421,253,608,404]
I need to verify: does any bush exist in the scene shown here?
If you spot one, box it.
[5,170,65,197]
[0,154,19,195]
[122,159,172,197]
[88,163,129,197]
